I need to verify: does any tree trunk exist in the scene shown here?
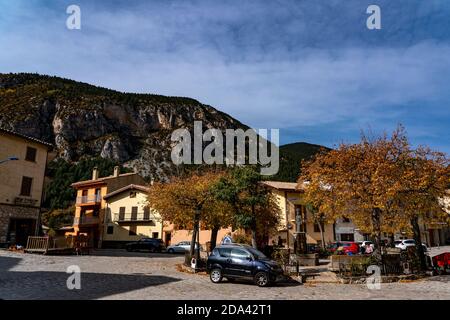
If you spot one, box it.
[317,219,325,250]
[411,215,427,271]
[210,226,220,251]
[251,229,257,249]
[250,204,257,249]
[371,207,382,250]
[189,212,200,257]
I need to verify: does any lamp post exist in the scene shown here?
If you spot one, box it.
[0,156,19,164]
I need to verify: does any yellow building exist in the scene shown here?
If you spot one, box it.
[162,223,232,248]
[0,128,52,246]
[103,184,163,248]
[261,181,335,250]
[68,167,145,248]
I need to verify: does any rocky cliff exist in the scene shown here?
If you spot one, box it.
[0,73,247,180]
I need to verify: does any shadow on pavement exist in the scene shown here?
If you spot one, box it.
[0,269,181,300]
[90,249,183,258]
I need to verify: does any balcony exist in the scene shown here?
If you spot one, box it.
[73,216,100,226]
[76,194,102,205]
[113,212,153,222]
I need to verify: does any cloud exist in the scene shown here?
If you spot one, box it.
[0,0,449,152]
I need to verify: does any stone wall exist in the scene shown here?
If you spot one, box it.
[0,204,40,244]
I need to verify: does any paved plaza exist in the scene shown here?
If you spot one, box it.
[0,249,449,300]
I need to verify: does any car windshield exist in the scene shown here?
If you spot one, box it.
[245,247,267,260]
[404,240,415,244]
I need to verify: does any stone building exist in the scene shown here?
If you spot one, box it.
[0,128,52,246]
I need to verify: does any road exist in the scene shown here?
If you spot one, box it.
[1,249,449,300]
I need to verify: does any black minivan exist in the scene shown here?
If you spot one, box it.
[206,244,283,287]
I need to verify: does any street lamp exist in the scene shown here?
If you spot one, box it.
[0,156,19,164]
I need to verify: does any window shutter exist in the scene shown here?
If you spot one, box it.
[119,207,125,221]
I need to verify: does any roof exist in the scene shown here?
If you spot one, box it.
[71,172,140,188]
[0,127,53,149]
[103,184,150,200]
[261,181,302,191]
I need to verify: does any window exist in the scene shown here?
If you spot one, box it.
[230,249,251,260]
[152,232,159,239]
[25,147,37,162]
[20,176,33,196]
[129,225,137,236]
[119,207,125,220]
[218,248,232,258]
[131,207,138,220]
[130,191,137,198]
[107,226,114,234]
[143,207,150,220]
[314,222,324,233]
[342,217,351,223]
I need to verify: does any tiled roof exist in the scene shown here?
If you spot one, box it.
[0,127,53,148]
[261,181,303,191]
[103,184,150,199]
[70,172,139,187]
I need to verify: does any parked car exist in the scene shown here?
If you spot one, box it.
[206,244,284,287]
[339,242,360,255]
[359,241,374,249]
[166,241,200,253]
[328,241,360,255]
[125,238,166,252]
[394,239,428,252]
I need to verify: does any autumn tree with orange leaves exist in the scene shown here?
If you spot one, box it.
[299,126,449,269]
[148,171,233,258]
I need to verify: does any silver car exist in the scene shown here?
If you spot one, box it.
[166,241,200,253]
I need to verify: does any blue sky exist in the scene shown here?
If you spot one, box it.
[0,0,449,152]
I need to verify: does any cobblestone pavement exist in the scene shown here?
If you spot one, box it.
[1,249,449,300]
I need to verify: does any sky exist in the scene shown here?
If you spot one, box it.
[0,0,449,152]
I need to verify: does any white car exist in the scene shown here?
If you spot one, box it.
[166,241,200,253]
[359,241,374,249]
[394,239,428,251]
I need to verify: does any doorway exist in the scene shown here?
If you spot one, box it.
[164,232,172,246]
[8,219,36,246]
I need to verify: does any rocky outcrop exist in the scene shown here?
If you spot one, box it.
[0,73,247,180]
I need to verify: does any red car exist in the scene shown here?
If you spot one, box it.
[328,241,360,255]
[340,242,360,255]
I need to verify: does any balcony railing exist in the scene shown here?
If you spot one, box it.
[73,216,100,225]
[76,194,102,204]
[113,212,153,222]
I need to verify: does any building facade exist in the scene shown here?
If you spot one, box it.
[262,181,335,250]
[0,128,52,246]
[103,184,163,248]
[67,167,145,248]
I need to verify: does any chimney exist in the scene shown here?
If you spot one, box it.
[92,167,99,180]
[113,166,120,177]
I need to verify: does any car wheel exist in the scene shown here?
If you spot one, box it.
[254,272,270,287]
[210,269,223,283]
[168,248,174,254]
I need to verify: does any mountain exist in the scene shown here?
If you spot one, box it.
[0,73,247,180]
[268,142,331,182]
